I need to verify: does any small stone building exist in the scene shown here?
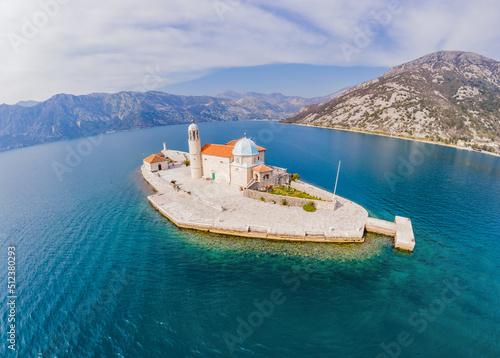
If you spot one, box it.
[249,164,291,191]
[143,153,169,172]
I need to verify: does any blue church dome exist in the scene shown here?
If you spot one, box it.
[232,137,259,156]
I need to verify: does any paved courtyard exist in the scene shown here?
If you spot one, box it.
[142,152,369,242]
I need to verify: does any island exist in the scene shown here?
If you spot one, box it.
[141,123,416,252]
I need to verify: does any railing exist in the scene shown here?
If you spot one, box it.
[245,178,257,190]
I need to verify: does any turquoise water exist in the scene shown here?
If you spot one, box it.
[0,121,499,357]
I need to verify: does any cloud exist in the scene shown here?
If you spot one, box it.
[0,0,499,104]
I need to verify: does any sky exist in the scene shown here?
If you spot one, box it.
[1,0,500,104]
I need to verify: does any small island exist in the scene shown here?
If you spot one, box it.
[142,123,415,252]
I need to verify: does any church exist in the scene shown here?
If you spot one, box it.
[187,123,290,189]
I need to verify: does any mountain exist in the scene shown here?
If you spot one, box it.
[15,100,40,107]
[0,90,341,152]
[216,90,346,113]
[282,51,500,154]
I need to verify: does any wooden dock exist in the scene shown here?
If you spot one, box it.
[366,216,416,252]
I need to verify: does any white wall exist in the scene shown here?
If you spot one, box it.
[202,155,230,182]
[143,161,167,172]
[231,165,252,187]
[234,154,259,167]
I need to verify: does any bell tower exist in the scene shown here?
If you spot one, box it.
[188,122,202,179]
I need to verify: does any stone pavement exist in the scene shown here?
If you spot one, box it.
[142,154,369,242]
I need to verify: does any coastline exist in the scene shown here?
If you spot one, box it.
[288,123,500,158]
[141,163,368,243]
[141,149,416,251]
[0,119,278,154]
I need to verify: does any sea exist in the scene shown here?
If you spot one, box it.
[0,121,499,357]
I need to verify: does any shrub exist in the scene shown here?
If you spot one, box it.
[291,173,300,182]
[303,203,316,212]
[171,180,176,184]
[281,199,287,206]
[183,160,190,166]
[260,197,265,202]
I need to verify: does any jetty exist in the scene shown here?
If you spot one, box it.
[141,149,416,252]
[365,217,416,251]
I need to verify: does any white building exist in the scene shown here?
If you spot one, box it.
[143,153,169,172]
[188,123,289,188]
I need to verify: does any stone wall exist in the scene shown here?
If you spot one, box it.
[243,189,334,210]
[256,171,290,190]
[291,180,334,201]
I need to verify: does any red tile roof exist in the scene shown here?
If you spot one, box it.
[224,138,266,151]
[201,138,266,158]
[143,154,168,164]
[252,164,274,173]
[201,144,234,158]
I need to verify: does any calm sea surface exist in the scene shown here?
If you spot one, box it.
[0,121,499,357]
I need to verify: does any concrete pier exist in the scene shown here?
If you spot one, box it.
[365,217,416,252]
[394,216,416,252]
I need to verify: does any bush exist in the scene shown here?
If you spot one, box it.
[291,173,300,182]
[171,180,176,184]
[260,197,265,202]
[281,199,288,206]
[183,160,190,166]
[303,202,316,212]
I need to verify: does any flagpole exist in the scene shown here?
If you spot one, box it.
[333,160,341,209]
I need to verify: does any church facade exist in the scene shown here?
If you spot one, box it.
[187,123,290,189]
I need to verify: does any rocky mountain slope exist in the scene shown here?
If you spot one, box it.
[216,90,345,113]
[0,90,340,152]
[282,51,500,154]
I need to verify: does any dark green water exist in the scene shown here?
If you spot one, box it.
[0,121,499,357]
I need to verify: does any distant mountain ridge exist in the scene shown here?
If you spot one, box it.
[216,90,344,113]
[15,100,40,108]
[282,51,500,154]
[0,90,343,152]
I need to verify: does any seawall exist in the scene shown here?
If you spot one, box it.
[141,151,416,252]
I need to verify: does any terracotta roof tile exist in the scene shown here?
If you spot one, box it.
[144,154,168,164]
[201,144,234,158]
[252,164,274,173]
